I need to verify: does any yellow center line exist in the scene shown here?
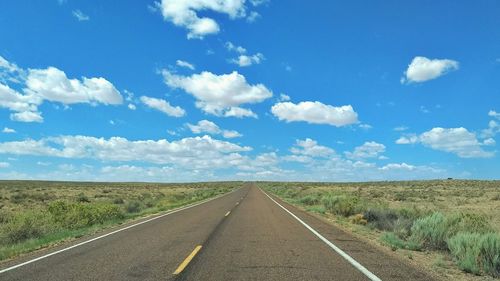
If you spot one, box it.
[225,211,231,217]
[172,245,202,275]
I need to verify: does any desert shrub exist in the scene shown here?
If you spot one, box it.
[478,233,500,277]
[48,201,124,229]
[76,193,90,203]
[0,211,52,244]
[125,200,143,213]
[446,213,493,236]
[410,212,492,251]
[10,193,27,204]
[350,214,367,225]
[410,212,449,250]
[283,188,301,199]
[364,208,399,231]
[112,197,124,204]
[29,192,54,202]
[381,232,421,251]
[305,205,326,214]
[447,232,482,275]
[298,194,321,206]
[321,194,363,217]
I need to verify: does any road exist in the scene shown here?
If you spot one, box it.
[0,184,435,281]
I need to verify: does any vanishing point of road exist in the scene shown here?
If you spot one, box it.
[0,184,435,281]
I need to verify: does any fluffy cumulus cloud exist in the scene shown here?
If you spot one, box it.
[155,0,247,39]
[186,120,242,138]
[26,67,122,105]
[397,127,494,158]
[140,96,185,117]
[402,56,459,83]
[225,42,264,67]
[271,101,358,127]
[0,135,251,169]
[0,56,123,122]
[290,138,334,158]
[280,138,444,181]
[232,53,264,67]
[2,127,16,134]
[345,141,386,159]
[162,70,272,117]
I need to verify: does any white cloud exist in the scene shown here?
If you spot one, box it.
[140,96,185,117]
[397,127,494,158]
[156,0,247,39]
[128,103,136,110]
[0,135,251,169]
[26,67,122,105]
[402,56,459,83]
[0,56,123,123]
[222,130,242,138]
[225,42,247,54]
[396,134,418,144]
[176,60,195,70]
[231,53,264,67]
[290,138,334,157]
[246,11,260,22]
[187,120,242,138]
[483,138,496,146]
[222,106,257,118]
[72,10,90,21]
[2,127,16,134]
[11,111,43,123]
[345,141,385,159]
[489,110,500,120]
[278,94,290,102]
[162,70,272,117]
[359,123,372,130]
[0,162,10,168]
[225,42,264,67]
[271,101,358,127]
[379,163,415,171]
[481,120,500,138]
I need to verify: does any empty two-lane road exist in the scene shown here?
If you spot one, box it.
[0,184,435,281]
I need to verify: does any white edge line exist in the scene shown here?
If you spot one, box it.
[260,188,382,281]
[0,187,242,274]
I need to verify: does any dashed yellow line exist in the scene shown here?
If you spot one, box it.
[225,211,231,217]
[173,245,202,275]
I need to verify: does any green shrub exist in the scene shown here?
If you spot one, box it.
[48,201,124,229]
[298,194,321,206]
[0,211,52,244]
[364,208,399,231]
[10,193,27,204]
[410,212,448,250]
[125,200,143,213]
[321,194,363,217]
[411,212,493,251]
[76,193,91,203]
[448,232,482,275]
[112,197,124,204]
[478,233,500,277]
[381,232,421,251]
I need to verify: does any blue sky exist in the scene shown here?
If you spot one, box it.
[0,0,499,182]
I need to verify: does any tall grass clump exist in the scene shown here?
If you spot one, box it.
[448,232,500,277]
[321,194,363,217]
[410,212,492,250]
[0,211,53,244]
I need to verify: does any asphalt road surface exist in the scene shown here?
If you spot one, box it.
[0,184,436,281]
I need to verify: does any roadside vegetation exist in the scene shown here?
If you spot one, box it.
[260,180,500,280]
[0,180,241,261]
